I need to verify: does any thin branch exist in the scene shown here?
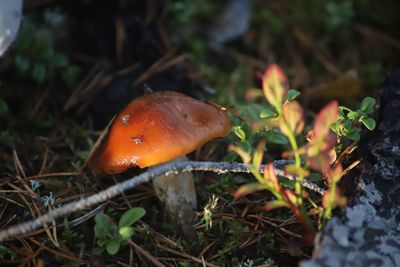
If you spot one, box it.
[0,160,324,242]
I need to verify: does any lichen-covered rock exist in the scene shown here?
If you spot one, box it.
[302,70,400,267]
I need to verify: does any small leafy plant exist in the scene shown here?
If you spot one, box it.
[332,96,376,141]
[0,245,16,260]
[93,207,146,255]
[231,64,375,231]
[12,18,80,85]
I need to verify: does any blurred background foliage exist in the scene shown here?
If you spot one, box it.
[166,0,398,107]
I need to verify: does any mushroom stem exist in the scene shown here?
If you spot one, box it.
[151,156,197,238]
[0,160,324,242]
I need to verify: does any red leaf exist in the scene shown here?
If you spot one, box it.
[233,183,267,198]
[306,131,337,172]
[280,100,305,136]
[262,64,288,108]
[283,189,298,205]
[326,163,343,184]
[253,139,266,170]
[314,100,339,139]
[264,199,288,210]
[284,164,310,178]
[228,145,251,164]
[307,151,333,173]
[305,102,339,173]
[322,188,347,209]
[263,163,281,192]
[245,89,264,102]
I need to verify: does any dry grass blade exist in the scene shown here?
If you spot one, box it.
[0,238,43,265]
[151,227,183,250]
[239,222,260,249]
[4,183,35,199]
[128,240,165,267]
[341,159,361,178]
[80,115,115,172]
[29,238,78,261]
[156,244,218,267]
[132,52,187,87]
[22,172,79,181]
[197,238,220,259]
[31,202,59,248]
[29,88,49,119]
[249,215,302,239]
[335,142,358,164]
[115,16,127,65]
[63,63,104,111]
[12,150,36,197]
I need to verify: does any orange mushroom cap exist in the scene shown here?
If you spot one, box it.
[90,91,231,174]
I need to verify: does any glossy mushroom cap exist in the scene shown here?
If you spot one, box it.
[90,91,231,174]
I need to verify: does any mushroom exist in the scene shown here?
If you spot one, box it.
[90,91,231,236]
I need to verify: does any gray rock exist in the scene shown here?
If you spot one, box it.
[207,0,251,45]
[0,0,23,56]
[301,70,400,267]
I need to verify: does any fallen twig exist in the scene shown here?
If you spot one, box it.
[0,160,325,242]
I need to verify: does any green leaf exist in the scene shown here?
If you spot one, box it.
[307,172,323,182]
[259,106,277,118]
[344,129,360,141]
[95,213,113,234]
[278,177,295,189]
[63,65,81,87]
[360,97,376,114]
[106,240,120,255]
[13,19,36,54]
[330,122,340,135]
[33,35,53,59]
[338,108,346,119]
[233,140,252,157]
[233,126,246,141]
[51,53,69,68]
[237,103,277,121]
[342,120,353,134]
[266,130,288,144]
[0,99,8,115]
[92,246,105,255]
[118,207,146,228]
[119,226,134,240]
[286,89,301,102]
[347,111,359,120]
[0,244,17,260]
[361,117,376,131]
[32,63,46,83]
[94,223,108,239]
[14,56,30,73]
[96,238,108,247]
